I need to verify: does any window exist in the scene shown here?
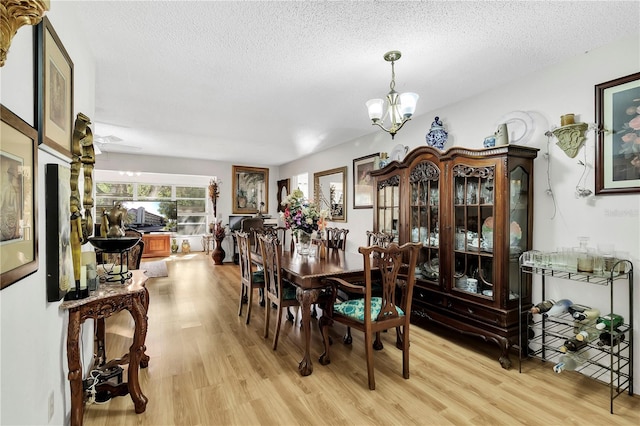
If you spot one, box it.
[94,182,208,236]
[293,173,309,199]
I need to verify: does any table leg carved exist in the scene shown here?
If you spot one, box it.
[296,287,320,376]
[61,271,149,426]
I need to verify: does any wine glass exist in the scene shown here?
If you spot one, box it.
[456,183,465,204]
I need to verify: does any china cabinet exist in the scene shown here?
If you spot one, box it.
[371,144,538,368]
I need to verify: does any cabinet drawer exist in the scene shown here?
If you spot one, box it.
[447,298,505,327]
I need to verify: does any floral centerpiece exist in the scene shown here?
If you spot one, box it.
[280,188,330,251]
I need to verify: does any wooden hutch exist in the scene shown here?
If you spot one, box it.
[370,144,538,368]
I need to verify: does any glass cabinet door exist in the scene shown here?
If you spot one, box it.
[509,165,529,301]
[452,164,495,300]
[409,161,440,284]
[376,175,400,242]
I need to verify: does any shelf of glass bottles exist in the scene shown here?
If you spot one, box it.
[519,257,634,414]
[520,258,632,286]
[525,312,632,404]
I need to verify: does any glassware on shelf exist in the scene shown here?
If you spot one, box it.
[430,188,439,205]
[455,182,465,204]
[466,182,477,204]
[574,236,594,273]
[481,180,494,204]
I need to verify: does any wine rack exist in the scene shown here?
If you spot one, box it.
[518,259,634,414]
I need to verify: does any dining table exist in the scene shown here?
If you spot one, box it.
[278,249,366,375]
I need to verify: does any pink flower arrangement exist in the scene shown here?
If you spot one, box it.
[280,188,330,234]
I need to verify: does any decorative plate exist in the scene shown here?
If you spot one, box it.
[389,144,408,162]
[496,111,535,145]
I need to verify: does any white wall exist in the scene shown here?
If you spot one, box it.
[279,35,640,392]
[1,2,96,424]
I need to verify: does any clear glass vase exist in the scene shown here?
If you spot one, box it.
[574,236,593,273]
[297,230,312,255]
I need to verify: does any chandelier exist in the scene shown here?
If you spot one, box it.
[366,51,419,139]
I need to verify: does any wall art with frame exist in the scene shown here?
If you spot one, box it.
[1,105,38,290]
[277,178,290,213]
[353,153,380,209]
[595,71,640,195]
[232,165,269,214]
[45,163,73,301]
[35,16,74,159]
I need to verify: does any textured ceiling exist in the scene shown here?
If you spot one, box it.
[71,1,639,166]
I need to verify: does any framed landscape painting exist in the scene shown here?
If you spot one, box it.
[232,165,269,214]
[353,153,380,209]
[595,72,640,194]
[36,16,74,159]
[1,105,38,290]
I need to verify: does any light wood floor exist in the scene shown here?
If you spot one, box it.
[84,253,639,425]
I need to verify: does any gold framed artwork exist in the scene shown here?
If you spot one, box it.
[595,71,640,194]
[1,105,38,290]
[36,16,74,159]
[232,165,269,214]
[353,153,380,209]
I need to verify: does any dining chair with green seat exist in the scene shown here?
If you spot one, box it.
[319,242,421,390]
[337,231,395,345]
[236,231,265,325]
[258,233,300,350]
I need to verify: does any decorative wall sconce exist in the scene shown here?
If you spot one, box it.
[552,113,588,158]
[0,0,49,67]
[366,50,419,139]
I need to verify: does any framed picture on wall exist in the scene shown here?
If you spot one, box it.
[277,178,290,213]
[36,16,74,159]
[45,163,73,301]
[232,165,269,214]
[353,153,380,209]
[1,105,38,290]
[595,71,640,194]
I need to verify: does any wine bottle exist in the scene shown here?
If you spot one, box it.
[559,337,587,352]
[575,325,600,342]
[530,299,556,314]
[553,351,588,373]
[595,313,624,331]
[545,299,573,317]
[597,331,626,347]
[571,306,601,323]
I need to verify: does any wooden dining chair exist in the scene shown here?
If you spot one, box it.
[236,231,265,325]
[366,230,394,247]
[319,242,421,390]
[337,231,394,345]
[325,227,349,251]
[258,233,300,350]
[239,217,263,252]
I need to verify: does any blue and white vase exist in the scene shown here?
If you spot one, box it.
[426,116,448,150]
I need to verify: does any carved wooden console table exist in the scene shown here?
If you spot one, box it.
[60,270,149,426]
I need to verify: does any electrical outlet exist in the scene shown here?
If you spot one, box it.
[48,391,54,422]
